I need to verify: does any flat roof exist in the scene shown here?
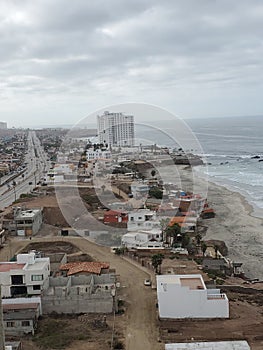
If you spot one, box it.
[0,263,25,272]
[26,260,48,270]
[157,274,206,290]
[165,341,250,349]
[15,209,41,219]
[180,277,204,290]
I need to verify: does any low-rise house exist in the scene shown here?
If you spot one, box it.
[85,149,111,161]
[165,341,250,350]
[0,252,50,298]
[104,210,128,224]
[14,208,43,237]
[172,195,206,213]
[128,209,160,232]
[157,274,229,319]
[2,297,42,336]
[202,257,232,276]
[169,216,197,235]
[122,230,162,248]
[130,183,149,198]
[157,203,179,217]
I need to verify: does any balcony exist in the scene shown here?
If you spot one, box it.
[207,293,227,300]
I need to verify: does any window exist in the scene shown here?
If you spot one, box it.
[33,285,41,290]
[31,275,43,281]
[6,322,15,327]
[11,275,23,285]
[22,321,30,327]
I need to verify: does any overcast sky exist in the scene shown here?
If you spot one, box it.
[1,0,263,127]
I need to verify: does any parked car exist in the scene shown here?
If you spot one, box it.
[144,279,152,286]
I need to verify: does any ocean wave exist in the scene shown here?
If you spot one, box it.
[194,132,262,140]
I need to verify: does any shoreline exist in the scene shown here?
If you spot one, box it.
[178,165,263,279]
[193,165,263,220]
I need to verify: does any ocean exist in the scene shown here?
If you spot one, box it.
[135,115,263,218]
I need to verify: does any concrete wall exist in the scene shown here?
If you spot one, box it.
[42,275,115,314]
[42,293,114,314]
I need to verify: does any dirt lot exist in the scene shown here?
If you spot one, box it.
[20,314,125,350]
[19,240,80,255]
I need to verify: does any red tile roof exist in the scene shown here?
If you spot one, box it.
[0,263,25,272]
[60,262,110,275]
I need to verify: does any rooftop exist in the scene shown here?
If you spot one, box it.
[180,277,205,290]
[60,262,110,276]
[0,263,25,272]
[15,209,41,219]
[157,274,206,290]
[25,259,49,270]
[165,341,250,349]
[3,303,39,311]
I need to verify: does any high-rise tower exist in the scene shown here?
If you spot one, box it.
[97,111,134,147]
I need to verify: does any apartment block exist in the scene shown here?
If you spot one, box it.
[97,111,134,147]
[0,252,50,298]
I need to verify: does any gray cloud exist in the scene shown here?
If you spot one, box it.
[0,0,263,125]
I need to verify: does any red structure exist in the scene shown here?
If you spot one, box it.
[103,210,128,224]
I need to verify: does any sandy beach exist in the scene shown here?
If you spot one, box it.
[176,165,263,279]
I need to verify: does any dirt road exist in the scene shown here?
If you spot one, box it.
[1,236,162,350]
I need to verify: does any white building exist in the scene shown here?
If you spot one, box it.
[130,183,149,199]
[97,111,134,147]
[0,121,7,129]
[165,341,250,350]
[157,274,229,319]
[128,209,160,232]
[122,230,162,248]
[14,208,43,237]
[0,252,50,298]
[85,149,112,161]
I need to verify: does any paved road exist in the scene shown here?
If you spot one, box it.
[0,236,162,350]
[0,131,50,210]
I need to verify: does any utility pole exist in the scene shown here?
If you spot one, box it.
[0,285,5,350]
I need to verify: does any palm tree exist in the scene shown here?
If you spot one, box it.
[151,254,164,274]
[195,233,202,246]
[201,242,207,257]
[159,218,170,243]
[164,223,181,247]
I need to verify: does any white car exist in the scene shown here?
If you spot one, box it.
[144,279,152,286]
